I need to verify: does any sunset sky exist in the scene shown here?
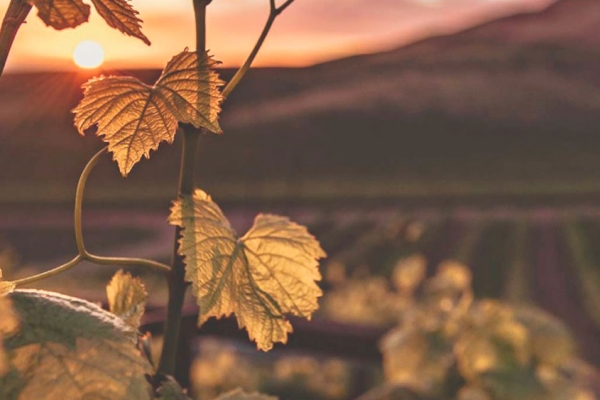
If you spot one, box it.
[1,0,556,72]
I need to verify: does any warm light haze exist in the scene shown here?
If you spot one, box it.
[2,0,556,72]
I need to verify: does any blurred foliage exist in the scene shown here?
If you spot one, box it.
[190,338,355,400]
[377,259,597,400]
[320,222,432,326]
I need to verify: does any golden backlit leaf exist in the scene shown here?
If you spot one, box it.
[73,50,223,176]
[90,0,150,45]
[28,0,90,30]
[0,267,15,295]
[214,389,277,400]
[0,289,153,399]
[106,269,148,329]
[158,51,224,132]
[169,189,325,351]
[73,75,177,175]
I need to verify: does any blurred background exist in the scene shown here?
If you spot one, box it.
[1,0,600,399]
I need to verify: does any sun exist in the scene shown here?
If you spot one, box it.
[73,40,104,69]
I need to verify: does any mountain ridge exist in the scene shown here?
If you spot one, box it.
[1,0,600,200]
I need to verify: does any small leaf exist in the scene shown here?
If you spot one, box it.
[28,0,90,30]
[214,388,277,400]
[73,50,224,176]
[156,376,193,400]
[90,0,150,45]
[169,189,325,351]
[0,289,153,399]
[0,268,15,296]
[392,254,426,293]
[106,269,148,329]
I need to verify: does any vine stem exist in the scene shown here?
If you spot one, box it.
[74,146,108,254]
[157,128,201,378]
[156,0,211,379]
[12,146,171,287]
[13,255,83,286]
[0,0,31,78]
[73,146,171,273]
[221,0,296,99]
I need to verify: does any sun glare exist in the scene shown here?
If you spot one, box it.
[73,40,104,69]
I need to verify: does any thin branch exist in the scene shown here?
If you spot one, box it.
[276,0,295,15]
[13,255,83,286]
[12,252,170,287]
[221,0,296,99]
[0,0,31,79]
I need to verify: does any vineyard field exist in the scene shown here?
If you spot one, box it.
[2,203,600,370]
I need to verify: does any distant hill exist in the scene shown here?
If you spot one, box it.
[1,0,600,203]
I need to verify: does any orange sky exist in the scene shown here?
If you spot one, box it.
[1,0,556,72]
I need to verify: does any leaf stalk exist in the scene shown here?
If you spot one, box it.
[222,0,296,99]
[0,0,31,78]
[12,255,83,286]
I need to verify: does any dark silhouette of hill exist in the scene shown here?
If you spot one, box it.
[1,0,600,203]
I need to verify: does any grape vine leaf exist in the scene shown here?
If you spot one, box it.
[214,389,278,400]
[28,0,90,30]
[0,268,15,295]
[0,289,153,399]
[90,0,150,45]
[73,50,224,176]
[0,296,18,376]
[27,0,150,44]
[168,189,325,351]
[106,269,148,329]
